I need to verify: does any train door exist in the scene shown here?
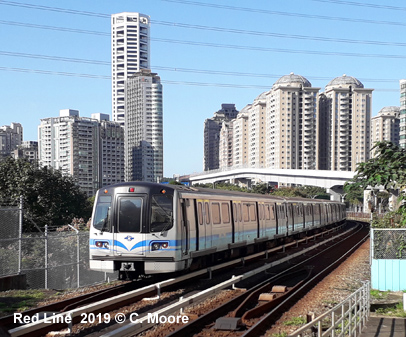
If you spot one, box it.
[113,195,146,256]
[258,202,266,238]
[232,201,243,243]
[180,198,195,255]
[286,203,294,233]
[204,201,213,249]
[197,200,206,250]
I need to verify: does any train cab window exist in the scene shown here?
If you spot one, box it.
[150,194,173,233]
[198,202,203,225]
[93,195,112,231]
[205,202,211,224]
[212,203,221,224]
[118,198,142,232]
[221,203,230,223]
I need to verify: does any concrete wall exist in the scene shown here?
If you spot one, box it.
[0,274,26,291]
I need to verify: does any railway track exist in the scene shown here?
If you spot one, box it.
[165,221,369,337]
[1,222,359,337]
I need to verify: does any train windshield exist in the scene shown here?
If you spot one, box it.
[93,195,112,231]
[118,198,142,232]
[150,194,173,233]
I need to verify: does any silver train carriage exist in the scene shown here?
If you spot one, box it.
[89,182,346,279]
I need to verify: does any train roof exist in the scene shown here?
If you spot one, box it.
[100,182,344,205]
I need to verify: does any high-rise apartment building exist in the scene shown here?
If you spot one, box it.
[266,73,320,170]
[219,120,234,169]
[319,75,373,171]
[125,70,163,182]
[371,106,400,147]
[12,141,38,163]
[111,12,150,125]
[92,113,125,187]
[400,80,406,149]
[39,110,124,196]
[232,107,249,167]
[204,104,239,171]
[0,123,23,160]
[248,92,267,168]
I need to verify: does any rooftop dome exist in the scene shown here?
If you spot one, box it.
[254,91,268,102]
[272,72,311,89]
[378,106,400,117]
[326,74,364,88]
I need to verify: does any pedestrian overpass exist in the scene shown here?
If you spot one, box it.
[184,167,355,201]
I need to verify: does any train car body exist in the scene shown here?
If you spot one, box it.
[89,182,346,279]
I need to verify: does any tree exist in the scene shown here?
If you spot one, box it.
[344,141,406,201]
[271,187,302,198]
[0,158,92,231]
[297,186,328,199]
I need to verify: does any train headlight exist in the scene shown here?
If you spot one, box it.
[95,241,109,249]
[151,241,169,251]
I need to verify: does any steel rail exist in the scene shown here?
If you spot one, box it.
[5,222,351,337]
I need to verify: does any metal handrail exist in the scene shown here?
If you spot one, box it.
[288,281,370,337]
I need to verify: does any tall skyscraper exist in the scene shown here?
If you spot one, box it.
[111,12,150,125]
[400,80,406,149]
[125,70,163,182]
[266,73,320,170]
[319,75,373,171]
[39,110,124,196]
[371,106,400,147]
[204,104,239,171]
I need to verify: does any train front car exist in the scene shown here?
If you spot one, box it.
[89,182,182,279]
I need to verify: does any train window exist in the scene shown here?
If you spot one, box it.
[150,194,173,232]
[243,203,250,222]
[264,204,270,220]
[198,202,203,225]
[249,204,256,221]
[270,205,275,220]
[93,195,112,231]
[118,198,142,232]
[222,203,230,224]
[259,204,264,220]
[205,202,211,224]
[212,203,221,224]
[238,203,242,222]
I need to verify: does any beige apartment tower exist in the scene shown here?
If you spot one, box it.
[319,75,373,171]
[371,106,400,147]
[266,73,320,170]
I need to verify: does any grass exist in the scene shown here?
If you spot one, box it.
[283,316,307,326]
[0,289,48,315]
[370,289,390,299]
[374,303,406,318]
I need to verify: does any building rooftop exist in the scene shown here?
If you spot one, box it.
[326,74,364,89]
[272,72,312,89]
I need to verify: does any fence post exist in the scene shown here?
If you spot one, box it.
[68,225,80,288]
[45,224,48,289]
[18,196,23,274]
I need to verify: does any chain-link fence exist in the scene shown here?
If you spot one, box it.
[0,199,117,290]
[0,204,20,276]
[372,228,406,259]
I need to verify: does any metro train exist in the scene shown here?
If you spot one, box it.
[89,182,346,279]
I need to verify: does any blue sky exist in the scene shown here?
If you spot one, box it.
[0,0,404,177]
